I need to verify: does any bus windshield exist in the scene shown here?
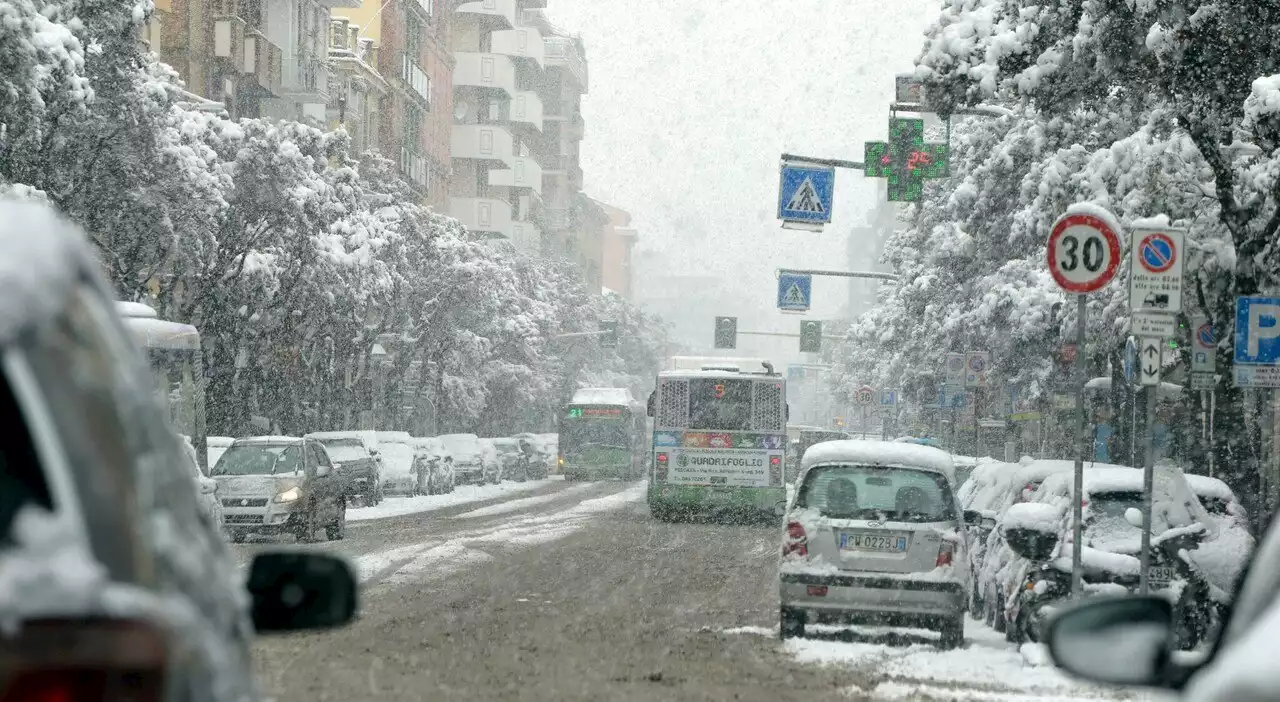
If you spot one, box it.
[688,378,753,431]
[145,347,200,439]
[563,417,630,452]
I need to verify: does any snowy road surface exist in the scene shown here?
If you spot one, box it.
[239,480,1167,701]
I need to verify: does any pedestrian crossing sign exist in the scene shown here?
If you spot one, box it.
[777,272,812,312]
[778,161,835,229]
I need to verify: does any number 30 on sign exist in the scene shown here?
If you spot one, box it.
[1047,211,1123,294]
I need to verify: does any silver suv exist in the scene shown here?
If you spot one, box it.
[778,440,980,648]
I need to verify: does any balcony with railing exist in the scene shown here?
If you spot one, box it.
[507,91,543,131]
[244,31,283,96]
[450,197,514,237]
[452,124,514,162]
[453,52,515,95]
[456,0,516,28]
[281,56,329,101]
[490,156,542,195]
[491,27,545,68]
[400,52,431,105]
[543,36,588,91]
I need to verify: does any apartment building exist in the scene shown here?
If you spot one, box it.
[596,201,638,300]
[333,0,452,208]
[153,0,356,121]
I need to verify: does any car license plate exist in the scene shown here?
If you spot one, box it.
[1147,566,1175,586]
[840,532,908,553]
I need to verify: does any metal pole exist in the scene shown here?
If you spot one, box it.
[1209,390,1216,479]
[1070,294,1086,598]
[1139,386,1157,595]
[951,406,959,452]
[780,153,865,170]
[777,268,899,282]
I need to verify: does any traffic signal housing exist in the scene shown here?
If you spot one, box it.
[714,316,737,349]
[800,320,822,353]
[599,321,618,348]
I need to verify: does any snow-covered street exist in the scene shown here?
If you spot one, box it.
[240,483,1165,701]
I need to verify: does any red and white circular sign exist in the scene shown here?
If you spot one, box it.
[855,386,875,406]
[1046,212,1122,293]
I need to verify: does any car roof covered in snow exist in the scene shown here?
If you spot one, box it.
[1037,465,1237,502]
[374,431,413,443]
[0,198,98,346]
[800,440,956,480]
[230,436,301,445]
[570,387,636,406]
[306,430,375,442]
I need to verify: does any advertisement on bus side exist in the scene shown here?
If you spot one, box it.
[664,449,779,487]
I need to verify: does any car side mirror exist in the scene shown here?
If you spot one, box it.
[200,480,218,495]
[315,465,331,478]
[773,499,788,517]
[1047,595,1186,688]
[246,552,358,633]
[962,509,983,526]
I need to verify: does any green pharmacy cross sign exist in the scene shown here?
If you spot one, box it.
[864,118,949,202]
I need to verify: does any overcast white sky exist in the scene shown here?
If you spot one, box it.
[549,0,941,354]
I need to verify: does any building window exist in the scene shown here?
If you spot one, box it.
[406,104,424,148]
[406,13,422,58]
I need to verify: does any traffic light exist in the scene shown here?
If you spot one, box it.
[799,320,822,353]
[599,321,618,348]
[714,316,737,349]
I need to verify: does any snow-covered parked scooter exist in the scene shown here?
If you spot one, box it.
[1122,508,1226,650]
[999,502,1071,644]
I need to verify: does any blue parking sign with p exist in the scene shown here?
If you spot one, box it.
[1235,296,1280,364]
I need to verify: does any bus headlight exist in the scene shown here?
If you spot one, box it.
[274,487,301,503]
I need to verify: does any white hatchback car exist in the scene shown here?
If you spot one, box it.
[778,440,980,647]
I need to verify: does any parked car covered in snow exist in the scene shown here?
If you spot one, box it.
[778,440,981,648]
[306,430,383,505]
[411,437,456,495]
[514,432,552,479]
[490,437,527,481]
[0,198,356,700]
[993,464,1253,648]
[374,431,418,496]
[478,437,504,484]
[439,433,486,485]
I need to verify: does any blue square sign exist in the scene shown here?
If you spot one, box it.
[777,273,812,312]
[1235,296,1280,365]
[778,163,835,225]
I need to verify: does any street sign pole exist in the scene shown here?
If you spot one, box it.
[1071,293,1087,600]
[1046,204,1124,599]
[1140,384,1157,595]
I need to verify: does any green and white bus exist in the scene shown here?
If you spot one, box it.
[559,388,646,481]
[646,362,788,521]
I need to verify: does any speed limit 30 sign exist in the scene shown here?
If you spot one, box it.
[1047,211,1123,293]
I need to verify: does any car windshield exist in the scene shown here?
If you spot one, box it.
[212,444,301,476]
[798,464,956,522]
[14,0,1274,695]
[318,438,367,462]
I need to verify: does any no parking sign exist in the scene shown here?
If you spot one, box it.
[1129,226,1185,314]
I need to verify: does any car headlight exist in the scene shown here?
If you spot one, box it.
[274,486,301,503]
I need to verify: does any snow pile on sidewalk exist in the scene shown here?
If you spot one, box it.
[772,617,1161,701]
[348,478,560,522]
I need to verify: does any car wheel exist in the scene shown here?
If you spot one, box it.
[939,616,964,649]
[295,507,319,543]
[326,500,347,541]
[780,607,806,639]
